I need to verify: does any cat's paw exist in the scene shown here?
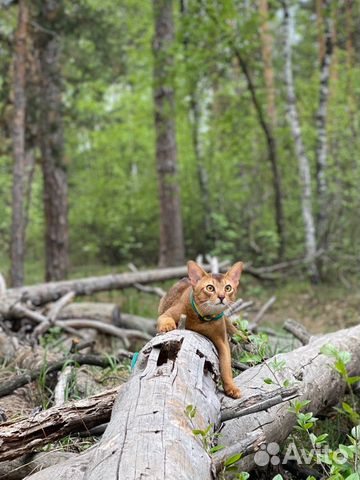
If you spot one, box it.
[157,319,177,333]
[224,384,242,399]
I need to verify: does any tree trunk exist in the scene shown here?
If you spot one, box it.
[10,0,28,287]
[283,1,319,282]
[36,0,69,281]
[190,92,212,244]
[24,324,360,480]
[152,0,185,267]
[233,48,285,260]
[315,0,333,263]
[316,0,325,64]
[259,0,277,127]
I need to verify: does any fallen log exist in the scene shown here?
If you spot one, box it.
[59,302,121,325]
[219,324,360,472]
[0,451,76,480]
[0,263,275,321]
[0,387,121,461]
[23,324,360,480]
[59,302,156,335]
[0,380,295,461]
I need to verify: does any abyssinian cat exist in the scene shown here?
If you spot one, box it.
[157,260,244,399]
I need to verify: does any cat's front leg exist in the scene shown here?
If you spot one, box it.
[157,307,180,333]
[217,340,242,399]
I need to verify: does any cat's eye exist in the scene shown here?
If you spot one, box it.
[225,284,232,292]
[206,284,215,292]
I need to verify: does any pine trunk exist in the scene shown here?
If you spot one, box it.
[152,0,185,267]
[10,0,28,287]
[36,0,69,281]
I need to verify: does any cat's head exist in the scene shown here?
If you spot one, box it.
[187,260,243,315]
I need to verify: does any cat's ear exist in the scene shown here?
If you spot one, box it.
[187,261,207,286]
[225,262,244,288]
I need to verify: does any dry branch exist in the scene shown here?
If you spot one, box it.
[249,295,276,331]
[59,302,156,335]
[59,302,121,325]
[283,318,311,345]
[0,354,125,398]
[0,386,121,461]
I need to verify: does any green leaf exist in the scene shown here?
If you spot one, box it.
[192,429,205,436]
[209,445,225,454]
[272,475,284,480]
[345,473,359,480]
[315,433,328,444]
[338,444,354,460]
[342,402,354,415]
[224,452,242,467]
[347,376,360,385]
[185,405,197,418]
[264,378,274,384]
[320,344,338,357]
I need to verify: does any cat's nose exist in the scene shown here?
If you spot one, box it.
[218,295,225,303]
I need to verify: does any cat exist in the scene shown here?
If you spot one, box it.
[157,260,244,399]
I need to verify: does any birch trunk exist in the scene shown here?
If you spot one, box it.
[10,0,28,287]
[233,47,285,260]
[315,0,333,257]
[283,2,319,281]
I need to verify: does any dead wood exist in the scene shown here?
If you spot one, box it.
[0,354,125,398]
[0,369,296,463]
[7,324,360,479]
[0,386,121,461]
[46,291,75,323]
[219,324,360,473]
[59,302,121,325]
[249,295,276,331]
[0,451,76,480]
[1,262,276,319]
[59,303,156,335]
[36,318,151,344]
[283,318,311,345]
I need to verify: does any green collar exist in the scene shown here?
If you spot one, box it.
[190,290,225,322]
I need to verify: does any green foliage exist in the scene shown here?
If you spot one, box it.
[1,0,360,277]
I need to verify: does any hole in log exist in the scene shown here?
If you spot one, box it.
[204,360,215,376]
[196,349,215,377]
[157,339,183,367]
